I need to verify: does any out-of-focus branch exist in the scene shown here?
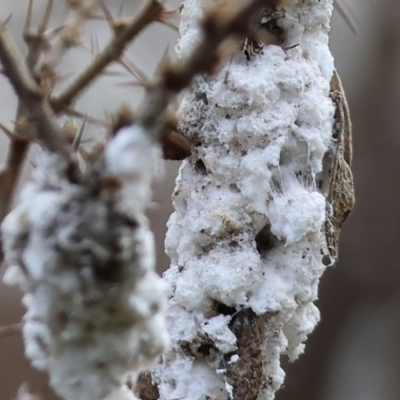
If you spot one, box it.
[40,0,101,80]
[51,0,164,113]
[24,0,53,72]
[137,0,281,137]
[0,22,73,159]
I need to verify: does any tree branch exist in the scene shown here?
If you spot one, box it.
[0,21,73,160]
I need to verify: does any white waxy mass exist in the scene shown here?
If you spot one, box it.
[2,126,169,400]
[154,1,336,399]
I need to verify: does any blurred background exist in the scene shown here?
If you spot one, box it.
[0,0,399,399]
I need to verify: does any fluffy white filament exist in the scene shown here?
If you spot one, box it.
[2,126,169,400]
[154,0,336,399]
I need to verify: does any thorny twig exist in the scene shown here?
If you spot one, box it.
[24,0,54,72]
[51,0,164,113]
[0,22,73,159]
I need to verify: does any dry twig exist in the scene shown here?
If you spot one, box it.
[0,22,73,158]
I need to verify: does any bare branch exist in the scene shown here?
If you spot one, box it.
[0,21,73,160]
[73,115,88,151]
[51,0,164,113]
[0,121,13,139]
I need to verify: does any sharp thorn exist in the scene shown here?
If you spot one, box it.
[38,0,54,36]
[156,44,171,76]
[101,69,127,77]
[100,1,115,30]
[64,109,105,127]
[4,14,13,27]
[89,35,94,55]
[158,6,180,31]
[119,57,149,84]
[115,80,149,89]
[87,35,100,56]
[159,18,179,31]
[46,25,64,40]
[73,115,88,151]
[0,121,13,139]
[78,146,91,161]
[95,35,100,54]
[117,1,127,18]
